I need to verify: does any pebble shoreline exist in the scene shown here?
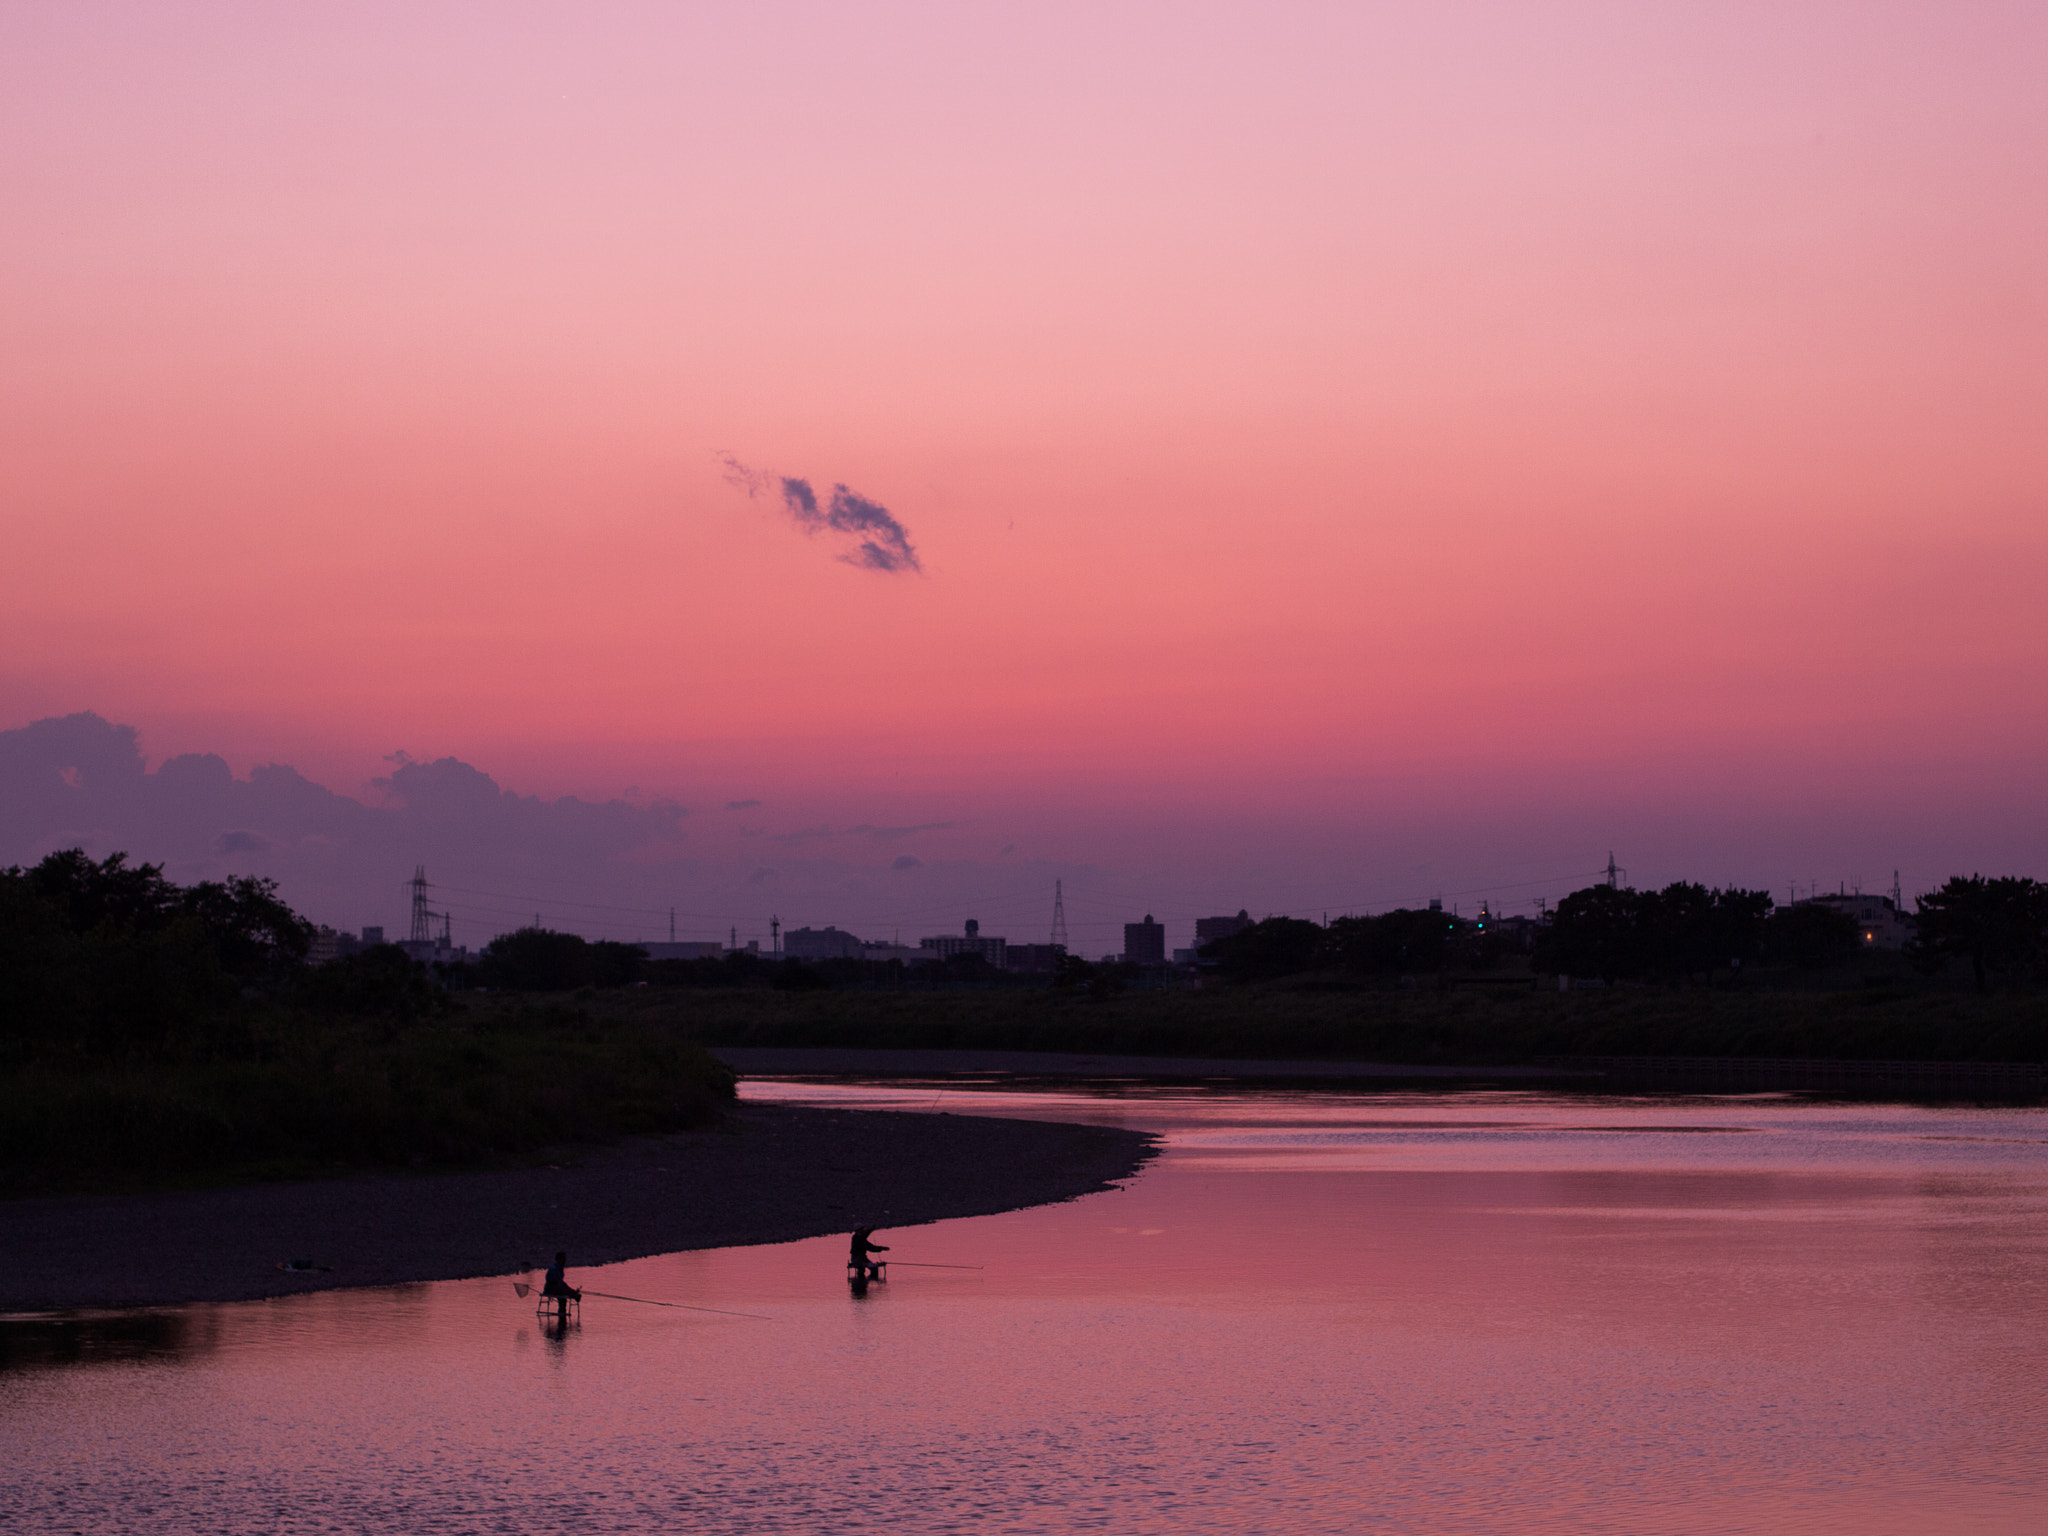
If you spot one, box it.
[0,1103,1157,1311]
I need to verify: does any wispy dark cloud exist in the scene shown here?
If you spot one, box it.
[892,855,922,870]
[768,824,836,846]
[822,485,920,572]
[766,820,955,846]
[725,799,761,811]
[717,452,770,500]
[848,821,954,841]
[718,453,922,574]
[780,477,821,525]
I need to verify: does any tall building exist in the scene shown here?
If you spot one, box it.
[1194,910,1251,947]
[1006,942,1066,974]
[920,917,1007,969]
[783,925,865,961]
[639,941,728,961]
[1124,914,1166,967]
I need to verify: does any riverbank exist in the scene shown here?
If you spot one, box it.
[539,983,2048,1067]
[0,1102,1155,1311]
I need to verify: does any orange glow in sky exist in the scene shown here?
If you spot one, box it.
[3,2,2045,931]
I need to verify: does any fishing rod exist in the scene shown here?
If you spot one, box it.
[885,1261,983,1270]
[512,1282,773,1320]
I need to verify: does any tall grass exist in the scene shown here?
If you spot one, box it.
[0,1004,733,1194]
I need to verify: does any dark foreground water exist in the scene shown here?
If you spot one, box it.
[7,1082,2047,1534]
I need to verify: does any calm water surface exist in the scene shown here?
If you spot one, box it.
[7,1082,2047,1534]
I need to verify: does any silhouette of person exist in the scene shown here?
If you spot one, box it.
[542,1250,581,1314]
[849,1228,889,1280]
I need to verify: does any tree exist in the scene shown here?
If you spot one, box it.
[178,874,314,977]
[296,943,446,1021]
[586,940,649,989]
[1911,876,2047,992]
[18,848,177,937]
[1532,885,1646,981]
[1763,902,1859,970]
[478,927,597,991]
[1640,883,1773,981]
[1707,888,1775,972]
[1535,882,1774,984]
[1052,953,1130,997]
[1326,909,1467,975]
[771,960,832,991]
[1203,917,1327,981]
[0,848,317,1053]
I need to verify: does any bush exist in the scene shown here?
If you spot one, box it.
[296,945,449,1022]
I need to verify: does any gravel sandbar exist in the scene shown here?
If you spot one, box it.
[0,1103,1155,1311]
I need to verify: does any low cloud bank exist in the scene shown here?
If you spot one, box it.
[0,713,1063,951]
[0,713,687,937]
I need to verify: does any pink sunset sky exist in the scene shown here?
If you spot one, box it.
[3,2,2045,949]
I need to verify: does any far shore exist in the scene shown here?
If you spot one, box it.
[711,1046,1594,1080]
[0,1102,1154,1312]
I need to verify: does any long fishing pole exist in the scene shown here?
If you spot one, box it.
[512,1282,773,1320]
[885,1261,983,1270]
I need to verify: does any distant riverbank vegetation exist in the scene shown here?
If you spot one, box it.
[437,873,2048,1068]
[558,975,2048,1073]
[7,849,2045,1190]
[0,851,733,1193]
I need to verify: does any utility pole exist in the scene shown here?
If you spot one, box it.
[1051,879,1069,950]
[771,916,781,956]
[670,907,676,942]
[1605,852,1624,890]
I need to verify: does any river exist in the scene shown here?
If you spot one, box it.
[6,1080,2046,1533]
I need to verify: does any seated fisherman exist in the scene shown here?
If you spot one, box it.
[542,1251,582,1302]
[849,1228,889,1280]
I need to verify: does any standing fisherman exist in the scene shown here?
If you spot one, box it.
[849,1228,889,1281]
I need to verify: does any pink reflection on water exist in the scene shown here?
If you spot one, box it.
[5,1084,2047,1534]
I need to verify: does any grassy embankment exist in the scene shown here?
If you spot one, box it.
[557,980,2048,1067]
[0,1003,734,1196]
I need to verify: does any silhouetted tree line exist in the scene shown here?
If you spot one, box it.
[0,851,735,1185]
[470,926,651,991]
[1202,908,1526,982]
[1,849,465,1054]
[1,849,318,1055]
[1911,876,2048,992]
[1052,953,1153,997]
[1535,884,1791,982]
[462,930,1054,993]
[12,847,2042,1033]
[462,930,826,991]
[1203,875,2048,991]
